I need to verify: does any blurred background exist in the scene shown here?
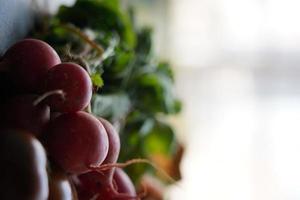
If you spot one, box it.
[3,0,300,199]
[128,1,300,200]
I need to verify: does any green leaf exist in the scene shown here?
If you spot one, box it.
[157,62,174,82]
[57,0,136,47]
[99,0,120,9]
[102,45,135,77]
[90,73,104,88]
[133,72,180,114]
[173,99,182,114]
[77,0,120,8]
[92,93,131,120]
[143,121,176,156]
[135,27,152,56]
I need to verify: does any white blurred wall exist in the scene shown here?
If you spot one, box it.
[35,0,75,13]
[164,0,300,200]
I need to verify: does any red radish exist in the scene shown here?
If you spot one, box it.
[44,111,109,174]
[0,94,50,136]
[50,112,62,121]
[48,165,77,200]
[75,118,121,198]
[0,71,18,100]
[76,169,139,200]
[1,39,60,92]
[75,119,139,199]
[42,62,92,113]
[113,168,137,197]
[98,118,121,179]
[0,130,49,200]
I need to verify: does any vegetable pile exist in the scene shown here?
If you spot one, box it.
[0,0,183,199]
[0,38,139,199]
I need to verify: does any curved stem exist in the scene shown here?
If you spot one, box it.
[89,158,176,184]
[59,23,104,56]
[62,47,91,75]
[33,90,65,106]
[84,103,92,114]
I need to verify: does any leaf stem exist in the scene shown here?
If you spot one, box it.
[33,90,65,106]
[59,23,104,56]
[90,158,177,184]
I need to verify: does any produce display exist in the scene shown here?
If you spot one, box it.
[0,0,183,199]
[0,38,139,199]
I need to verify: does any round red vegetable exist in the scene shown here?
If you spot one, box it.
[98,118,120,180]
[1,39,60,92]
[42,62,92,113]
[76,168,138,200]
[0,95,50,136]
[0,130,49,200]
[48,165,77,200]
[44,111,109,174]
[113,168,137,197]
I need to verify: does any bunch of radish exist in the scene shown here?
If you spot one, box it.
[0,39,139,200]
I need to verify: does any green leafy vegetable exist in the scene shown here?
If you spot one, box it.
[31,0,182,184]
[92,92,131,120]
[90,73,104,88]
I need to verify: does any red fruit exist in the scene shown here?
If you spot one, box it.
[76,169,138,200]
[0,130,49,200]
[1,39,60,92]
[0,95,50,136]
[42,62,92,113]
[113,168,137,197]
[75,120,137,199]
[48,165,77,200]
[44,111,109,174]
[98,118,120,180]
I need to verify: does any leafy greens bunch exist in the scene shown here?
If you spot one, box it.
[32,0,182,184]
